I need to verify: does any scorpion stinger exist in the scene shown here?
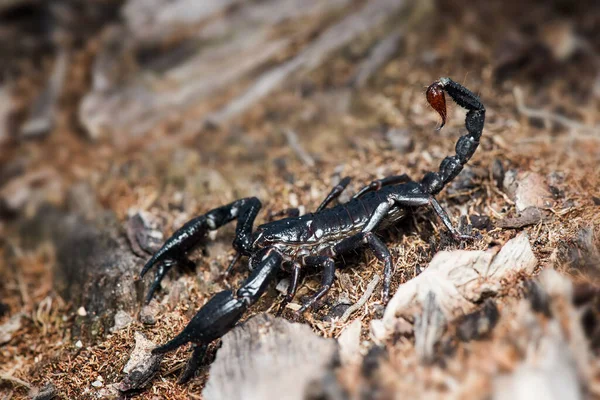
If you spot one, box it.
[140,78,485,385]
[421,77,486,196]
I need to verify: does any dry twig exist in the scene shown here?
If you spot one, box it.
[513,87,600,140]
[340,274,380,323]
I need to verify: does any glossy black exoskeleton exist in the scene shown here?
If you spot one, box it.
[140,78,485,383]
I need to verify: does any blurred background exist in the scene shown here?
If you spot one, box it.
[0,0,599,398]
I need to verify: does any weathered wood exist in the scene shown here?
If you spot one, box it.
[80,0,356,142]
[413,292,446,364]
[20,50,69,139]
[18,206,143,340]
[79,0,416,144]
[119,332,163,392]
[350,28,404,88]
[206,0,411,126]
[371,232,537,340]
[492,270,588,400]
[203,314,338,400]
[0,84,15,145]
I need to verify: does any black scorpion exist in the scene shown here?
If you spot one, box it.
[140,78,485,382]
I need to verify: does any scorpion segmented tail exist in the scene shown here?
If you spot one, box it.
[421,77,486,195]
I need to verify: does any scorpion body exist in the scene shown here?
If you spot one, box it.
[140,78,485,383]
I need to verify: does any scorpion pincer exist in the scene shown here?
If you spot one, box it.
[140,77,485,382]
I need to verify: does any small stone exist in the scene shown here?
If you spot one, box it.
[92,380,103,388]
[110,310,133,332]
[75,340,83,348]
[385,128,413,153]
[276,279,290,295]
[503,170,553,212]
[0,313,23,345]
[289,193,299,208]
[139,302,159,325]
[125,211,164,257]
[77,307,87,317]
[120,332,162,392]
[470,214,492,231]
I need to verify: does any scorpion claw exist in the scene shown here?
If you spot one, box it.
[152,249,282,383]
[152,290,247,355]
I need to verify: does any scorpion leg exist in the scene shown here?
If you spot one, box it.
[277,261,301,315]
[316,176,352,212]
[298,256,336,313]
[140,197,262,302]
[222,252,242,279]
[352,174,412,199]
[178,343,208,384]
[330,231,394,303]
[153,248,283,380]
[429,197,477,241]
[387,192,475,241]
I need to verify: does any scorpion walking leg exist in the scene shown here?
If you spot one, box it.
[277,262,301,315]
[331,232,394,303]
[178,343,208,384]
[387,192,474,241]
[316,176,352,212]
[298,256,336,313]
[140,197,262,302]
[352,174,412,199]
[153,248,283,380]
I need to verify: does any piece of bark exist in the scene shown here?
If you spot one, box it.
[80,0,354,142]
[29,383,58,400]
[17,205,142,340]
[498,206,544,229]
[492,270,588,400]
[414,292,446,364]
[203,314,338,400]
[206,0,412,126]
[119,332,163,392]
[20,49,69,139]
[338,319,362,365]
[125,211,164,257]
[371,233,537,341]
[503,170,554,212]
[0,84,16,145]
[0,313,24,345]
[350,28,404,88]
[456,299,500,341]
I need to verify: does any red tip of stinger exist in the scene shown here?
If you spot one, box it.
[426,81,447,129]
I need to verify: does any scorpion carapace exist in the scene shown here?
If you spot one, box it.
[140,77,485,383]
